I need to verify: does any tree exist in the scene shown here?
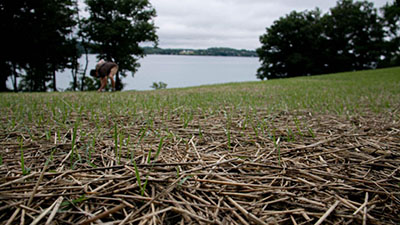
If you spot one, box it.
[67,76,98,91]
[151,81,167,90]
[257,0,387,80]
[0,61,12,92]
[380,0,400,67]
[1,0,78,92]
[81,0,158,91]
[257,10,325,80]
[321,0,385,72]
[0,0,31,92]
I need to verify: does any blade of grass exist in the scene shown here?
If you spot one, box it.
[132,161,143,195]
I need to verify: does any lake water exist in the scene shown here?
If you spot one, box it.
[57,54,261,91]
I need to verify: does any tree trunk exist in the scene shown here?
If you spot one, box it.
[12,63,18,92]
[71,59,77,91]
[81,46,89,91]
[0,76,9,92]
[73,70,77,91]
[116,72,122,91]
[0,61,11,92]
[53,70,57,92]
[12,74,18,92]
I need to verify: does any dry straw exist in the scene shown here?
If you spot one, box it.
[1,109,399,224]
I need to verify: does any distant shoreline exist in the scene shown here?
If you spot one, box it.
[77,43,258,57]
[143,47,258,57]
[145,53,258,58]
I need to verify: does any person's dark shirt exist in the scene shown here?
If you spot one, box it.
[98,62,118,78]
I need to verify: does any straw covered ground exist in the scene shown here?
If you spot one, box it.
[1,68,400,224]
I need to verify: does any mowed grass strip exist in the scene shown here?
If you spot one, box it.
[1,67,399,122]
[0,67,398,145]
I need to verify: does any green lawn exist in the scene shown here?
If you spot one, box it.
[0,67,399,224]
[3,66,399,120]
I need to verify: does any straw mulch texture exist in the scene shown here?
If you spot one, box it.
[1,111,399,224]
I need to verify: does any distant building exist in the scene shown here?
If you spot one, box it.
[179,50,194,55]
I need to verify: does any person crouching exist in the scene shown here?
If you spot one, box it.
[90,59,119,92]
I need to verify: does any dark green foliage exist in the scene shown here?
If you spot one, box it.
[0,0,79,92]
[380,0,400,67]
[257,10,325,79]
[0,0,157,92]
[151,81,168,90]
[81,0,158,91]
[66,76,99,91]
[321,0,384,72]
[257,0,395,80]
[382,0,400,39]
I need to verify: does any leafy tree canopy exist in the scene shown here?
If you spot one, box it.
[1,0,78,92]
[381,0,400,66]
[257,10,324,79]
[257,0,392,80]
[81,0,158,90]
[321,0,384,72]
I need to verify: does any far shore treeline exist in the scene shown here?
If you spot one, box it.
[78,45,258,57]
[1,0,399,92]
[142,47,258,57]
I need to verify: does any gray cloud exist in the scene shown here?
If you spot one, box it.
[149,0,390,50]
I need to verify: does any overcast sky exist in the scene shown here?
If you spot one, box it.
[147,0,391,50]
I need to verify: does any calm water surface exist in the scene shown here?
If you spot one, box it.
[57,54,260,91]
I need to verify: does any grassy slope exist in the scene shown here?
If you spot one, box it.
[1,67,400,127]
[141,66,400,114]
[0,66,398,148]
[0,67,399,224]
[182,66,400,115]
